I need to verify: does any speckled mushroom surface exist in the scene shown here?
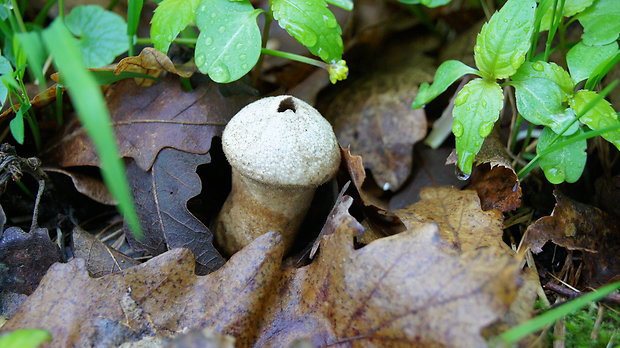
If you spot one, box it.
[222,95,341,188]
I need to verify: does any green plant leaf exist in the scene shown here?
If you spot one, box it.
[194,0,262,83]
[412,60,479,109]
[396,0,452,7]
[9,105,26,145]
[150,0,200,53]
[0,55,11,107]
[15,31,46,90]
[512,78,579,135]
[326,0,353,11]
[0,329,52,348]
[512,60,574,96]
[537,127,587,184]
[539,0,594,31]
[570,89,620,149]
[64,5,128,67]
[43,19,143,239]
[577,0,620,45]
[453,78,504,175]
[474,0,536,79]
[271,0,343,62]
[567,41,619,84]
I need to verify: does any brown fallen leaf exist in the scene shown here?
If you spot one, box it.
[394,186,513,254]
[0,227,62,295]
[3,194,521,347]
[321,66,432,191]
[43,167,116,205]
[114,47,195,87]
[468,132,522,212]
[124,148,225,274]
[72,227,140,277]
[42,75,253,171]
[523,191,620,286]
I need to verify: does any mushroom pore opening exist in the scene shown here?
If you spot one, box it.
[277,97,296,113]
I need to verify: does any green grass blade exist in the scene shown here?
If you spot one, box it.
[498,281,620,344]
[127,0,143,56]
[42,19,143,239]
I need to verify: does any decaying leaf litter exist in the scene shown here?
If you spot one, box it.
[1,0,619,347]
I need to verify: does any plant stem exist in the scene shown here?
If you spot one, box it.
[252,9,273,85]
[135,37,328,70]
[261,48,327,69]
[58,0,64,18]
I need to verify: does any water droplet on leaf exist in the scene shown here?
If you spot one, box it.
[452,121,465,137]
[478,121,494,137]
[218,26,225,33]
[195,54,206,67]
[236,43,243,50]
[532,62,544,71]
[455,166,470,181]
[241,64,249,70]
[454,90,469,106]
[210,64,230,82]
[204,37,213,45]
[239,54,247,61]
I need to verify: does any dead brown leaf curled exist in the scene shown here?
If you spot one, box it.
[115,47,195,87]
[124,148,225,273]
[523,191,620,286]
[42,76,252,171]
[395,186,513,254]
[3,193,521,347]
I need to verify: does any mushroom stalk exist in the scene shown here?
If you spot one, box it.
[214,95,340,256]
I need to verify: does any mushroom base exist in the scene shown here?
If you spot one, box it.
[214,170,315,256]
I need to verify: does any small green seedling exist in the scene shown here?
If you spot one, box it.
[412,0,620,184]
[150,0,352,83]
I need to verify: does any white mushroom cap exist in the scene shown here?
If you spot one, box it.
[222,95,341,188]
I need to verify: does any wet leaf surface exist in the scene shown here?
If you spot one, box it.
[523,191,620,286]
[42,76,252,171]
[3,194,521,347]
[124,147,225,274]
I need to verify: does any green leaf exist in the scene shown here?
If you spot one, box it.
[513,78,579,135]
[537,127,587,184]
[9,105,26,145]
[453,78,504,175]
[570,89,620,149]
[326,0,353,11]
[567,41,619,84]
[0,55,11,107]
[512,60,574,96]
[43,19,143,239]
[150,0,200,53]
[127,0,144,37]
[397,0,452,7]
[271,0,343,62]
[412,60,479,109]
[64,5,128,67]
[474,0,536,79]
[577,0,620,45]
[539,0,594,31]
[195,0,262,83]
[0,329,52,348]
[15,31,46,90]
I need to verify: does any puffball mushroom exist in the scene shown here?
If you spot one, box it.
[215,95,341,256]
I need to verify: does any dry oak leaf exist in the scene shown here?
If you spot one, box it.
[523,191,620,286]
[321,68,432,191]
[123,148,225,273]
[72,227,140,277]
[114,47,195,87]
[42,75,252,171]
[3,196,521,347]
[394,186,513,253]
